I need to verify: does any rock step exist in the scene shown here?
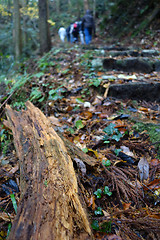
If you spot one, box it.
[103,57,160,73]
[105,49,160,57]
[106,82,160,102]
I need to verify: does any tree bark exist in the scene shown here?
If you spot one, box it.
[84,0,89,12]
[5,101,93,240]
[38,0,51,55]
[55,0,60,14]
[13,0,22,60]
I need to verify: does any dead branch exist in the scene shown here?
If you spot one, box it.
[5,101,93,240]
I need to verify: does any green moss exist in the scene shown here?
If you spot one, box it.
[133,122,160,157]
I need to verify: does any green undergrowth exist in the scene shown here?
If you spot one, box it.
[133,122,160,157]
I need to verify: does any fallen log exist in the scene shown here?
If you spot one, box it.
[5,101,93,240]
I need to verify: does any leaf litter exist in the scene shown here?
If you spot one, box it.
[0,43,160,239]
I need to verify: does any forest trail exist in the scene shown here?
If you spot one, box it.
[1,38,160,240]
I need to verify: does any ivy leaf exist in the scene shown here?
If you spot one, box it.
[94,207,103,216]
[112,132,123,142]
[82,147,88,153]
[95,208,102,216]
[94,189,102,198]
[102,159,111,167]
[75,120,84,129]
[103,186,112,196]
[103,123,116,135]
[114,148,121,156]
[68,127,75,134]
[91,220,99,230]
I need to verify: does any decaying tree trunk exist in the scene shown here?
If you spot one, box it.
[5,101,93,240]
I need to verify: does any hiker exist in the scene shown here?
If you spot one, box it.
[66,21,84,44]
[66,25,71,42]
[66,23,75,43]
[58,27,66,42]
[78,20,85,44]
[82,10,95,44]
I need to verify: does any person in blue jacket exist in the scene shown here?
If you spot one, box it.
[82,10,95,44]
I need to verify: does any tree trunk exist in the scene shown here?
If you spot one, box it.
[38,0,51,55]
[5,101,93,240]
[21,0,27,48]
[13,0,22,60]
[55,0,60,14]
[68,0,71,12]
[84,0,89,12]
[92,0,96,19]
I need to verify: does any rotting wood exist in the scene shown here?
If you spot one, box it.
[5,101,93,240]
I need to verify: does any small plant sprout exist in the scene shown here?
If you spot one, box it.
[91,220,99,230]
[102,159,111,167]
[114,148,121,156]
[103,186,112,196]
[94,189,102,198]
[103,123,124,143]
[94,207,103,216]
[75,120,84,130]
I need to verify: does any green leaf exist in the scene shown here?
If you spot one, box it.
[44,180,48,187]
[103,186,112,196]
[10,193,17,214]
[89,78,102,87]
[103,135,109,141]
[112,132,123,142]
[102,159,111,167]
[103,123,116,135]
[61,68,70,74]
[33,72,44,78]
[114,149,121,156]
[38,96,45,102]
[7,223,12,238]
[68,127,75,134]
[100,221,112,233]
[94,207,103,216]
[30,87,42,101]
[82,148,88,153]
[94,189,102,198]
[75,120,84,129]
[91,220,99,230]
[76,98,84,103]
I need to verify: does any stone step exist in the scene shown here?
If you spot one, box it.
[103,57,160,73]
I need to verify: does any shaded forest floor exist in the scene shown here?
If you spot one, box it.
[0,31,160,239]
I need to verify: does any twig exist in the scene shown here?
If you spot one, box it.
[0,91,15,114]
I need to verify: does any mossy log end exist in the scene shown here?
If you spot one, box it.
[5,101,93,240]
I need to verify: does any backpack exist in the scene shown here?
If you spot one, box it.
[72,23,78,34]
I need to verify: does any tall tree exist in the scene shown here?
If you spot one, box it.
[13,0,22,60]
[21,0,28,48]
[84,0,89,11]
[38,0,51,55]
[55,0,60,14]
[92,0,96,19]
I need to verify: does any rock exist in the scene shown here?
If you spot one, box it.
[102,75,117,81]
[91,59,103,68]
[108,82,160,102]
[106,50,139,57]
[141,49,159,57]
[103,57,154,73]
[154,60,160,71]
